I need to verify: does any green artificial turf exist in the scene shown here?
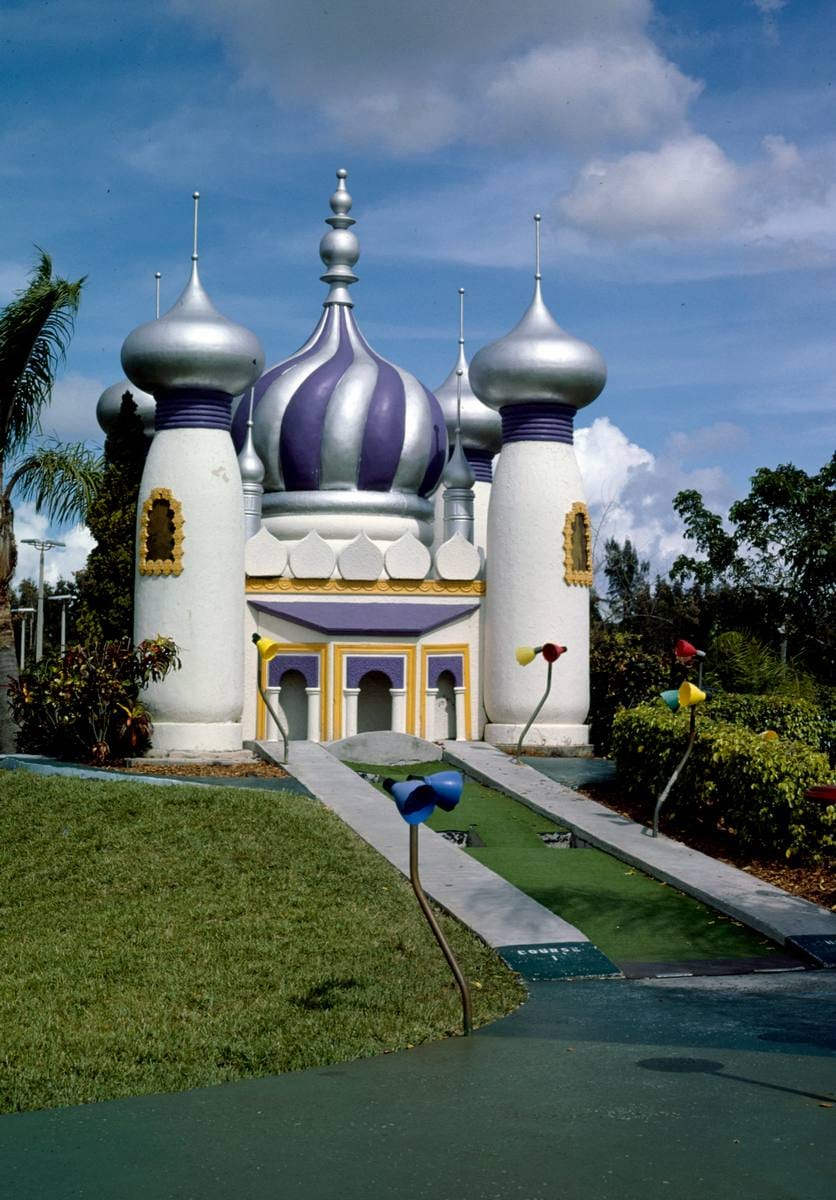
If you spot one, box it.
[348,761,778,966]
[0,772,524,1114]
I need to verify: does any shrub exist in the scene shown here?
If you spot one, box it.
[611,702,835,861]
[588,628,669,754]
[707,692,828,751]
[9,637,180,765]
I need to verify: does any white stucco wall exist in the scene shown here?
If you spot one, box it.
[134,428,245,752]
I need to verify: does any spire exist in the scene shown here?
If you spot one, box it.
[443,369,476,542]
[319,168,360,306]
[238,386,265,538]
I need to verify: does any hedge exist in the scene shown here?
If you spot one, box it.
[611,702,835,861]
[706,692,828,752]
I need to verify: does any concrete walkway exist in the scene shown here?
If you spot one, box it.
[266,740,619,979]
[443,741,836,968]
[4,970,834,1200]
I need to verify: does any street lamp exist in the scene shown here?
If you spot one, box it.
[12,606,35,669]
[49,593,75,654]
[20,539,65,661]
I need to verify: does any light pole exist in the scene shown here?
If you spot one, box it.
[49,594,74,654]
[12,607,35,669]
[21,539,65,661]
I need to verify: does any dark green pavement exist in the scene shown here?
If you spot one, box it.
[4,972,834,1200]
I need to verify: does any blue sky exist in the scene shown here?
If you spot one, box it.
[2,0,834,584]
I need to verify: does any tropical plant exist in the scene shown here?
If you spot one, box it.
[75,392,149,643]
[8,636,181,764]
[0,250,100,751]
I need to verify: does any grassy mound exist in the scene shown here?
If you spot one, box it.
[0,772,524,1113]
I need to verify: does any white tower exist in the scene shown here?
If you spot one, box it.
[121,193,264,753]
[433,288,501,556]
[470,216,606,752]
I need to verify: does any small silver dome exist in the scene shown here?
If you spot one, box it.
[443,430,476,489]
[434,290,501,455]
[122,261,264,397]
[470,279,606,412]
[96,380,155,439]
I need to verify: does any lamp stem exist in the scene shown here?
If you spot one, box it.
[514,659,554,762]
[653,705,697,838]
[256,654,289,763]
[409,824,472,1036]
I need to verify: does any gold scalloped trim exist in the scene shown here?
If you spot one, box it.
[563,501,592,587]
[246,576,485,596]
[139,487,184,577]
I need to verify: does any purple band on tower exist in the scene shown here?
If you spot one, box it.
[500,402,574,445]
[464,448,494,482]
[156,390,232,431]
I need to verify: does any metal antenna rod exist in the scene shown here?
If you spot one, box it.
[154,272,161,319]
[458,286,465,347]
[192,191,200,261]
[534,213,542,281]
[455,368,463,437]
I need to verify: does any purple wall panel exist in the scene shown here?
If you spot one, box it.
[346,655,405,689]
[427,654,463,688]
[267,653,319,688]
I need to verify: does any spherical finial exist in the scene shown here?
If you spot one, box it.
[321,167,359,303]
[193,191,200,200]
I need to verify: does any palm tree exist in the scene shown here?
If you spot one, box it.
[0,250,102,751]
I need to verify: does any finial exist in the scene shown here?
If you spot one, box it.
[320,167,360,305]
[456,368,463,437]
[458,287,465,348]
[192,191,200,261]
[534,213,542,282]
[247,385,255,426]
[154,272,161,319]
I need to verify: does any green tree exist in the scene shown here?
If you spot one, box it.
[602,537,651,625]
[671,454,836,678]
[75,394,148,644]
[0,251,101,750]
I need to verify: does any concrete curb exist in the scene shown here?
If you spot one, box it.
[260,740,618,976]
[442,741,836,960]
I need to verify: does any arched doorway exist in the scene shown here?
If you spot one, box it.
[357,670,392,733]
[434,669,457,739]
[279,669,308,740]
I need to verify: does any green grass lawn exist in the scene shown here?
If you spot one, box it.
[0,772,524,1114]
[350,762,779,966]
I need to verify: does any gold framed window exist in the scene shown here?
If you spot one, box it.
[563,501,592,586]
[139,488,184,576]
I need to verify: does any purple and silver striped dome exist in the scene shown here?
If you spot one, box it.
[232,170,446,506]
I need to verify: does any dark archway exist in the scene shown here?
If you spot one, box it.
[434,669,457,739]
[357,670,392,733]
[279,669,308,740]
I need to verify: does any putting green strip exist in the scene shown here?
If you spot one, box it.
[348,762,779,967]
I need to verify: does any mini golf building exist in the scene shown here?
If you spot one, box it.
[102,170,606,755]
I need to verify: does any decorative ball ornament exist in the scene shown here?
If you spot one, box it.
[515,643,567,666]
[674,638,705,663]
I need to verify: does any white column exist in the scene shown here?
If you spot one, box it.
[483,440,591,750]
[453,687,467,742]
[343,688,359,738]
[264,687,281,741]
[390,688,408,734]
[305,687,321,742]
[424,688,435,739]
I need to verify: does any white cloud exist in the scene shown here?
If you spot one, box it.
[666,423,748,458]
[36,372,105,444]
[13,502,94,587]
[561,135,741,238]
[486,39,701,146]
[169,0,689,155]
[575,416,736,578]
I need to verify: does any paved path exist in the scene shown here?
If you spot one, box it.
[3,971,834,1200]
[443,742,836,967]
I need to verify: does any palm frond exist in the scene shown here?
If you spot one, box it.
[0,250,86,456]
[7,440,103,525]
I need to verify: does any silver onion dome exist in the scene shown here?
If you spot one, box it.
[96,380,155,438]
[470,216,606,412]
[121,193,264,398]
[434,289,501,455]
[231,170,447,524]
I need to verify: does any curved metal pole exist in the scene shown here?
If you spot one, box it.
[256,656,289,764]
[409,825,472,1036]
[652,706,696,838]
[515,659,554,762]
